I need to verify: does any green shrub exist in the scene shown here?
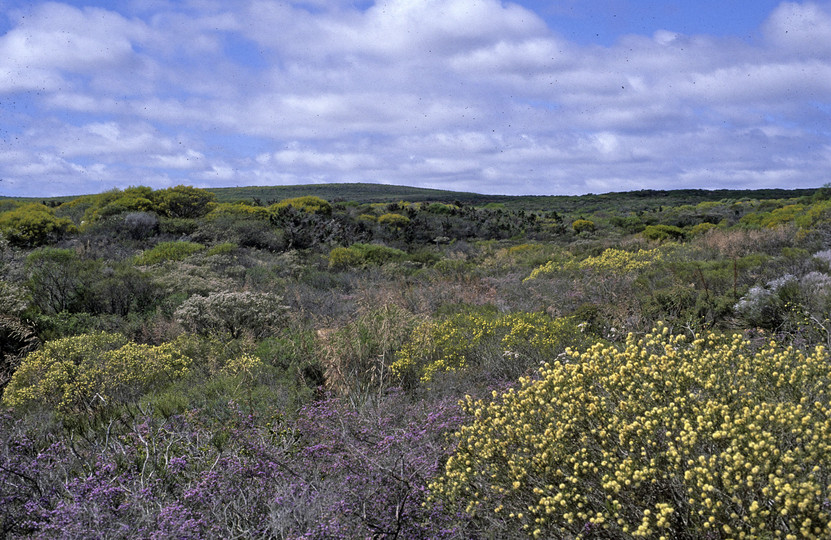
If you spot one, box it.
[328,243,407,269]
[688,222,718,237]
[3,332,192,416]
[425,202,454,214]
[205,242,239,256]
[152,185,217,219]
[761,204,804,228]
[135,241,205,265]
[205,202,271,221]
[159,217,198,235]
[572,219,595,234]
[377,213,410,228]
[81,187,156,222]
[0,203,75,247]
[391,311,585,385]
[173,291,287,339]
[271,196,332,215]
[25,248,90,314]
[431,325,831,538]
[642,224,686,242]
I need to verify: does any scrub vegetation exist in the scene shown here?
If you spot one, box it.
[3,183,831,538]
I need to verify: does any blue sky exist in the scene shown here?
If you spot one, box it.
[0,0,829,197]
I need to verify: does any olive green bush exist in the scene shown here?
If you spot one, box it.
[0,204,75,247]
[2,332,191,416]
[328,243,407,269]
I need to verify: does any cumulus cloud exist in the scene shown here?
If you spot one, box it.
[0,0,830,197]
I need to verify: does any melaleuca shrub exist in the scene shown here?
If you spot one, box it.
[430,325,831,539]
[173,291,287,339]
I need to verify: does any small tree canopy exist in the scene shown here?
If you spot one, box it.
[0,204,75,247]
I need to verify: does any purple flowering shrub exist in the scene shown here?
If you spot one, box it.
[1,391,466,539]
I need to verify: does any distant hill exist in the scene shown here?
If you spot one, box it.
[208,183,490,205]
[209,183,821,214]
[3,182,821,215]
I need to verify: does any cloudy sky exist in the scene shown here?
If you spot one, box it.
[1,0,830,197]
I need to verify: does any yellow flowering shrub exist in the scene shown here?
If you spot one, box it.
[270,195,332,215]
[3,332,192,415]
[391,311,584,384]
[377,212,411,228]
[572,219,596,234]
[221,353,264,377]
[523,254,578,282]
[579,247,665,274]
[524,247,667,282]
[431,325,831,538]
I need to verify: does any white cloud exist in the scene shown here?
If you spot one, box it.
[764,1,831,56]
[0,0,830,197]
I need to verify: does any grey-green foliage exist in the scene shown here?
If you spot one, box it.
[25,248,90,314]
[174,291,287,339]
[734,270,831,341]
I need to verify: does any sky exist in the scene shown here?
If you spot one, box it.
[0,0,830,197]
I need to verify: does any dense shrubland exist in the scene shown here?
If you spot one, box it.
[3,184,831,537]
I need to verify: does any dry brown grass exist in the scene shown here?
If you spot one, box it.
[693,225,796,257]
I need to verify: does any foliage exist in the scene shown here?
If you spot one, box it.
[328,242,407,269]
[0,203,75,247]
[525,247,667,283]
[134,241,205,265]
[689,222,718,237]
[25,248,91,314]
[0,281,38,393]
[431,325,831,539]
[320,303,419,397]
[152,185,217,219]
[7,183,831,537]
[122,211,160,239]
[572,218,596,233]
[580,247,667,275]
[392,311,585,385]
[377,212,411,228]
[80,186,156,222]
[205,241,238,256]
[205,202,271,221]
[0,394,464,539]
[642,224,686,241]
[271,195,332,215]
[2,332,191,416]
[174,291,287,339]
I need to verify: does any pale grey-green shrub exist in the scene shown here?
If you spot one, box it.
[174,291,287,338]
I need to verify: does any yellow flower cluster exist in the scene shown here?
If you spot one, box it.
[579,247,664,274]
[3,332,192,416]
[524,247,666,282]
[523,256,578,282]
[430,325,831,538]
[222,353,264,377]
[391,312,582,383]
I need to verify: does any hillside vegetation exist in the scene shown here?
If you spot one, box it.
[2,183,831,538]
